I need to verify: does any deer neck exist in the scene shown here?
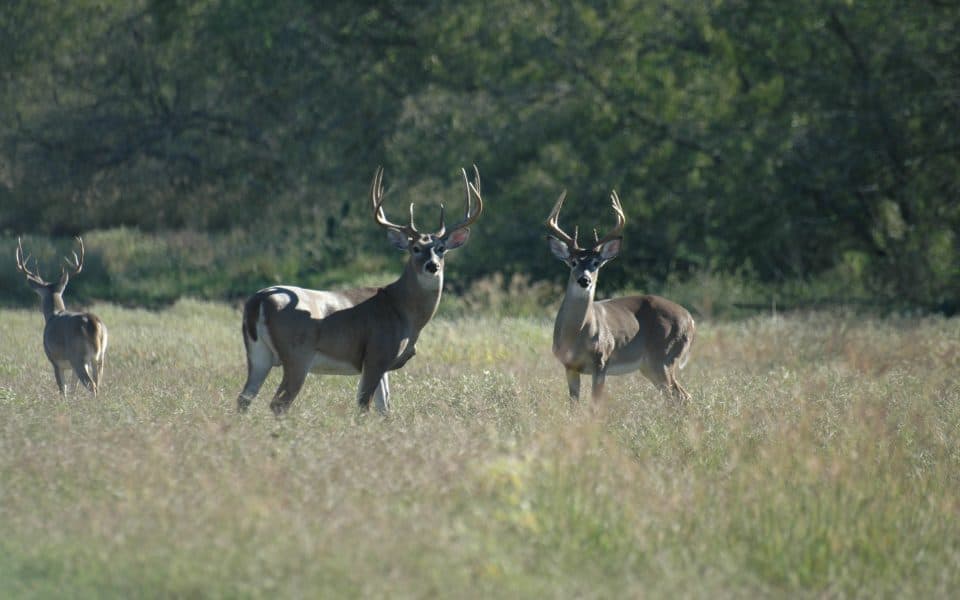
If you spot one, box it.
[384,261,443,333]
[40,293,67,322]
[554,278,596,348]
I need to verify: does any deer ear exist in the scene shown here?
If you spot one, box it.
[386,229,410,251]
[444,228,470,250]
[598,238,622,261]
[548,236,571,261]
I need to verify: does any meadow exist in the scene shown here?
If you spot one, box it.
[1,300,958,598]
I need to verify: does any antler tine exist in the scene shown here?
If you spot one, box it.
[15,237,26,272]
[63,236,85,275]
[545,190,580,249]
[370,165,385,217]
[436,203,446,238]
[442,165,483,234]
[594,189,626,248]
[15,237,46,283]
[464,164,480,219]
[370,166,419,237]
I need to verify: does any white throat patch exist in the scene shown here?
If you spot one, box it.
[417,270,443,289]
[567,280,594,298]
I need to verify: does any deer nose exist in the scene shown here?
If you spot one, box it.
[425,262,439,274]
[577,276,591,288]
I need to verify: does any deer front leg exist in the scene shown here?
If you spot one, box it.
[373,373,391,413]
[565,368,581,402]
[391,344,416,370]
[52,364,67,397]
[269,360,309,415]
[591,368,607,400]
[357,362,391,414]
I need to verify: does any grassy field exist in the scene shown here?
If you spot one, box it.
[1,300,958,598]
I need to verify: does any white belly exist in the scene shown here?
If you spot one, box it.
[308,353,359,375]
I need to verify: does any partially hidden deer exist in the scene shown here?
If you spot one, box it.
[238,166,483,414]
[546,190,694,402]
[16,237,108,397]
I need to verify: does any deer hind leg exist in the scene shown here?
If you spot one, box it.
[667,365,691,402]
[238,338,275,412]
[69,357,97,396]
[269,360,309,416]
[94,329,107,387]
[640,361,673,398]
[565,368,581,402]
[94,354,105,388]
[53,364,68,397]
[654,363,690,403]
[666,330,693,402]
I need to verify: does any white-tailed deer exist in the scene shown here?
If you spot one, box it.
[16,237,108,397]
[238,166,483,414]
[546,190,694,402]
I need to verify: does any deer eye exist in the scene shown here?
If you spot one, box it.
[435,245,445,254]
[412,246,421,254]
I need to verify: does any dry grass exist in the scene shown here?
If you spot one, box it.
[1,301,958,598]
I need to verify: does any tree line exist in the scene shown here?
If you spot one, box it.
[1,0,957,312]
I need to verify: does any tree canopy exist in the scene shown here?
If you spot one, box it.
[2,0,957,310]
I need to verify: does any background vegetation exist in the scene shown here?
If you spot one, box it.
[3,4,958,596]
[1,304,958,597]
[1,1,957,312]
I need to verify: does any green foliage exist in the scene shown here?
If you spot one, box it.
[1,1,957,311]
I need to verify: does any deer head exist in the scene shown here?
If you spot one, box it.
[546,190,625,292]
[370,166,483,284]
[15,236,86,301]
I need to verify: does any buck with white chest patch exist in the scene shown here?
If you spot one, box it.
[15,237,108,397]
[546,190,695,402]
[237,166,483,414]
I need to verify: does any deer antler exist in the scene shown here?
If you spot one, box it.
[63,236,85,275]
[370,166,420,238]
[438,165,483,236]
[593,190,626,248]
[15,237,47,284]
[545,190,581,250]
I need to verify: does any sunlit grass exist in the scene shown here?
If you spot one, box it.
[1,302,958,597]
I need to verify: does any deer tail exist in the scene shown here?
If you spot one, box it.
[243,293,263,342]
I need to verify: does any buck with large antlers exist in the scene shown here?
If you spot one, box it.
[15,237,108,397]
[237,166,483,414]
[546,190,695,402]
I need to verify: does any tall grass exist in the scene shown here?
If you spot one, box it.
[1,303,958,597]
